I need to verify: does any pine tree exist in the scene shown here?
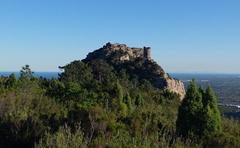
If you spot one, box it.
[177,80,223,139]
[202,86,222,136]
[116,81,124,103]
[126,93,133,113]
[135,94,144,107]
[20,65,34,80]
[5,73,17,89]
[176,80,203,137]
[116,81,128,117]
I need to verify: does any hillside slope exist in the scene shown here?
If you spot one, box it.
[83,42,186,99]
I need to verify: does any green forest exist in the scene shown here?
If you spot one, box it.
[0,61,239,148]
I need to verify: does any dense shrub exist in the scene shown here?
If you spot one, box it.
[0,80,66,147]
[36,125,84,148]
[0,64,238,147]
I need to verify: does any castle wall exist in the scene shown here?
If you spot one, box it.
[103,43,151,60]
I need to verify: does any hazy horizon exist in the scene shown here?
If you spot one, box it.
[0,0,240,73]
[1,71,240,75]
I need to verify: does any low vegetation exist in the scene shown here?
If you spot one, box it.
[0,63,239,147]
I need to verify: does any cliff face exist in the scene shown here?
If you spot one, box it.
[84,43,186,100]
[164,77,186,100]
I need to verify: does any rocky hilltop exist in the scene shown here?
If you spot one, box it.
[84,42,186,100]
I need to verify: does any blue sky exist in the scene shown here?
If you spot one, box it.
[0,0,239,73]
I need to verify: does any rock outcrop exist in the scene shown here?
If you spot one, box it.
[163,76,186,100]
[84,42,186,100]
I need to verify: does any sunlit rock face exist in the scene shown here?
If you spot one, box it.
[85,42,186,100]
[161,75,186,100]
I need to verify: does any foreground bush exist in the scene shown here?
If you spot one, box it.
[36,125,84,148]
[0,65,239,147]
[0,81,66,147]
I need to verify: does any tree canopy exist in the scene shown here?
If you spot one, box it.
[177,80,222,139]
[0,64,238,148]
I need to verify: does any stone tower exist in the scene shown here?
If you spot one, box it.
[144,47,151,60]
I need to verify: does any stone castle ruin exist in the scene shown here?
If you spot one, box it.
[144,47,151,60]
[102,42,152,61]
